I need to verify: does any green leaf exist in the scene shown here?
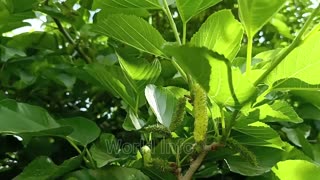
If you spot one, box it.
[14,156,82,180]
[226,146,283,176]
[176,0,221,23]
[145,84,178,128]
[89,133,123,168]
[94,14,166,56]
[190,10,243,60]
[253,100,303,123]
[0,99,72,136]
[84,64,137,110]
[64,166,150,180]
[282,126,314,159]
[119,55,161,92]
[93,0,163,9]
[270,14,294,39]
[233,120,284,149]
[238,0,286,37]
[272,160,320,180]
[164,46,256,106]
[123,109,146,131]
[0,0,36,33]
[59,117,101,146]
[266,31,320,89]
[6,32,63,51]
[291,91,320,108]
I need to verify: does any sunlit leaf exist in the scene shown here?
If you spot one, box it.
[272,160,320,180]
[190,10,243,60]
[238,0,286,37]
[119,55,161,92]
[93,14,166,56]
[176,0,221,23]
[164,46,256,106]
[233,120,285,149]
[266,32,320,90]
[145,84,178,128]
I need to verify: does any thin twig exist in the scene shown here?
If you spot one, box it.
[179,143,223,180]
[254,3,320,86]
[53,19,92,64]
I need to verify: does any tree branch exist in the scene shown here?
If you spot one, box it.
[179,143,223,180]
[53,18,92,64]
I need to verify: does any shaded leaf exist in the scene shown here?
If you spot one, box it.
[14,156,82,180]
[64,166,150,180]
[59,117,101,146]
[89,133,124,168]
[84,64,136,110]
[0,99,72,136]
[226,146,283,176]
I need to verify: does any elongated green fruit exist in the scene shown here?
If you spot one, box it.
[143,124,171,137]
[193,83,208,143]
[170,97,186,131]
[227,138,258,166]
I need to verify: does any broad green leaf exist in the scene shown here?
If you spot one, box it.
[238,0,286,37]
[176,0,221,23]
[14,156,82,180]
[119,55,161,92]
[7,32,63,51]
[190,10,243,60]
[0,99,72,135]
[0,0,36,33]
[64,166,150,180]
[59,117,101,146]
[226,146,283,176]
[94,14,166,56]
[123,110,146,131]
[84,64,136,110]
[233,120,284,149]
[89,133,125,168]
[145,84,178,128]
[265,31,320,89]
[282,126,314,159]
[164,46,256,106]
[253,100,302,123]
[93,0,163,9]
[272,160,320,180]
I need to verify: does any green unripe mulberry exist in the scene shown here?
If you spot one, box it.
[143,124,171,137]
[227,138,258,166]
[193,83,208,143]
[170,97,186,131]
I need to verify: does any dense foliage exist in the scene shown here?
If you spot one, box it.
[1,0,320,179]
